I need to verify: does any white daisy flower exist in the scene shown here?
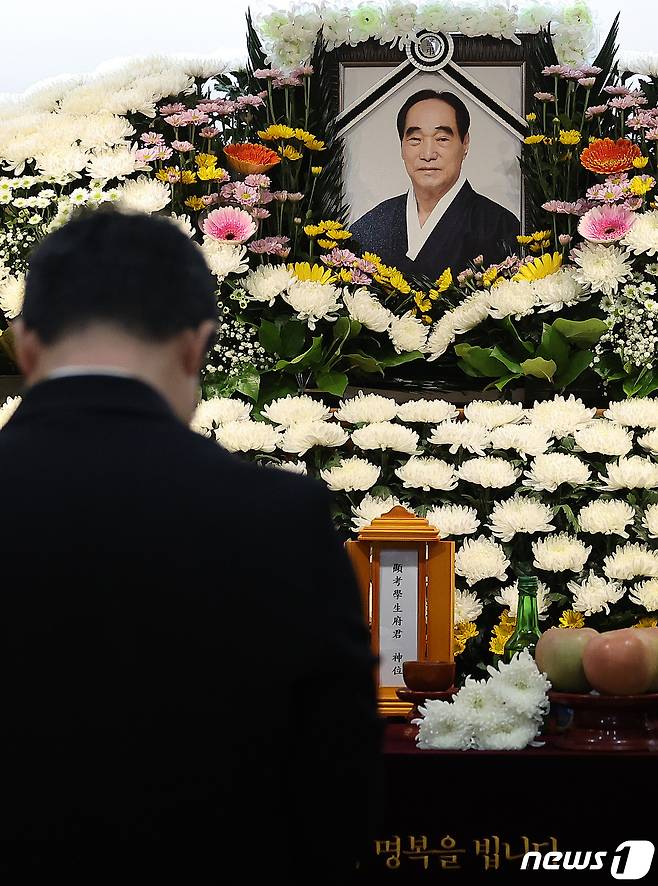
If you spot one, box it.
[532,534,591,573]
[395,456,458,491]
[567,572,625,615]
[320,457,380,492]
[488,495,555,542]
[578,500,635,538]
[425,504,480,538]
[455,536,510,586]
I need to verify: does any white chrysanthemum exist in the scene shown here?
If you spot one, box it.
[167,213,195,238]
[572,242,634,295]
[488,495,555,542]
[489,424,552,457]
[605,399,658,429]
[525,395,596,437]
[643,503,658,538]
[0,395,21,429]
[86,145,144,181]
[531,266,589,311]
[464,400,524,428]
[449,292,490,334]
[567,572,626,615]
[629,578,658,611]
[320,456,380,492]
[115,175,170,214]
[424,315,456,360]
[638,428,658,455]
[215,419,281,453]
[200,238,249,282]
[0,272,25,319]
[276,459,307,475]
[603,543,658,580]
[485,278,537,319]
[621,209,658,256]
[573,422,633,456]
[619,51,658,77]
[351,494,404,533]
[343,288,393,333]
[428,420,491,456]
[351,421,420,454]
[455,536,510,586]
[454,590,484,625]
[261,394,331,428]
[395,456,457,491]
[279,420,348,456]
[425,504,480,538]
[191,397,251,433]
[532,533,591,573]
[599,456,658,490]
[243,265,294,306]
[523,453,591,492]
[578,500,635,538]
[414,699,472,750]
[495,579,552,621]
[458,457,519,488]
[475,718,541,751]
[453,679,514,735]
[388,311,429,354]
[334,392,398,424]
[282,279,342,329]
[34,145,89,178]
[396,398,457,424]
[487,650,551,720]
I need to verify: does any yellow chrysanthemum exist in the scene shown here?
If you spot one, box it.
[184,196,205,211]
[304,138,326,151]
[331,229,352,240]
[526,112,537,122]
[428,288,440,301]
[197,166,228,181]
[482,267,499,287]
[155,167,180,183]
[559,610,586,629]
[516,234,533,245]
[414,291,432,312]
[181,170,197,184]
[294,127,315,142]
[363,251,383,267]
[454,620,478,656]
[304,224,323,237]
[318,238,339,249]
[320,220,343,231]
[279,145,303,161]
[337,268,354,282]
[288,262,335,283]
[490,610,516,656]
[531,229,551,242]
[194,152,218,168]
[524,134,545,145]
[311,166,323,175]
[559,129,582,146]
[383,268,411,294]
[630,174,656,196]
[257,124,295,141]
[435,267,453,292]
[634,617,658,628]
[421,314,432,325]
[513,251,562,282]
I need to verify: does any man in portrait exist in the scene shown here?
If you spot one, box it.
[350,89,520,280]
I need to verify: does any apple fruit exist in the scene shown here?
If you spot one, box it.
[621,627,658,692]
[535,627,599,692]
[582,628,654,695]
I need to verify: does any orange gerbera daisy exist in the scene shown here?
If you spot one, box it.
[223,143,281,175]
[580,138,642,175]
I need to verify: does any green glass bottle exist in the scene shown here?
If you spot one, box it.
[503,575,542,663]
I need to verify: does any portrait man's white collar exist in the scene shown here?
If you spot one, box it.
[406,172,467,261]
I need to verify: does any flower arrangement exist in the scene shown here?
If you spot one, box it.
[414,650,551,750]
[174,390,658,679]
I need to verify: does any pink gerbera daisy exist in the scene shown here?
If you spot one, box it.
[201,207,257,243]
[577,204,637,244]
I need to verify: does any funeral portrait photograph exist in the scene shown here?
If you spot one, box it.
[340,60,526,282]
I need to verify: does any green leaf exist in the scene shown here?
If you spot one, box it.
[637,372,658,398]
[258,319,282,355]
[554,350,594,389]
[279,320,307,358]
[520,357,557,381]
[378,350,424,367]
[332,316,351,343]
[487,372,523,391]
[490,346,523,373]
[234,363,260,401]
[500,316,534,355]
[552,318,608,348]
[454,343,509,377]
[314,369,349,396]
[344,352,384,375]
[539,323,570,370]
[349,319,362,338]
[256,373,299,410]
[275,336,323,371]
[202,373,237,400]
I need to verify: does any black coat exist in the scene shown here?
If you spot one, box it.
[350,180,520,281]
[0,375,380,882]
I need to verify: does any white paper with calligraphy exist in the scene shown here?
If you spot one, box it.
[379,548,419,688]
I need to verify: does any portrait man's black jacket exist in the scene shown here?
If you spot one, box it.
[350,180,520,281]
[0,375,381,882]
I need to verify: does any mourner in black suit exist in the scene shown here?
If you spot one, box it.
[0,211,380,882]
[350,89,520,280]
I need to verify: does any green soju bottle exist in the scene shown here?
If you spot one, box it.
[503,575,542,663]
